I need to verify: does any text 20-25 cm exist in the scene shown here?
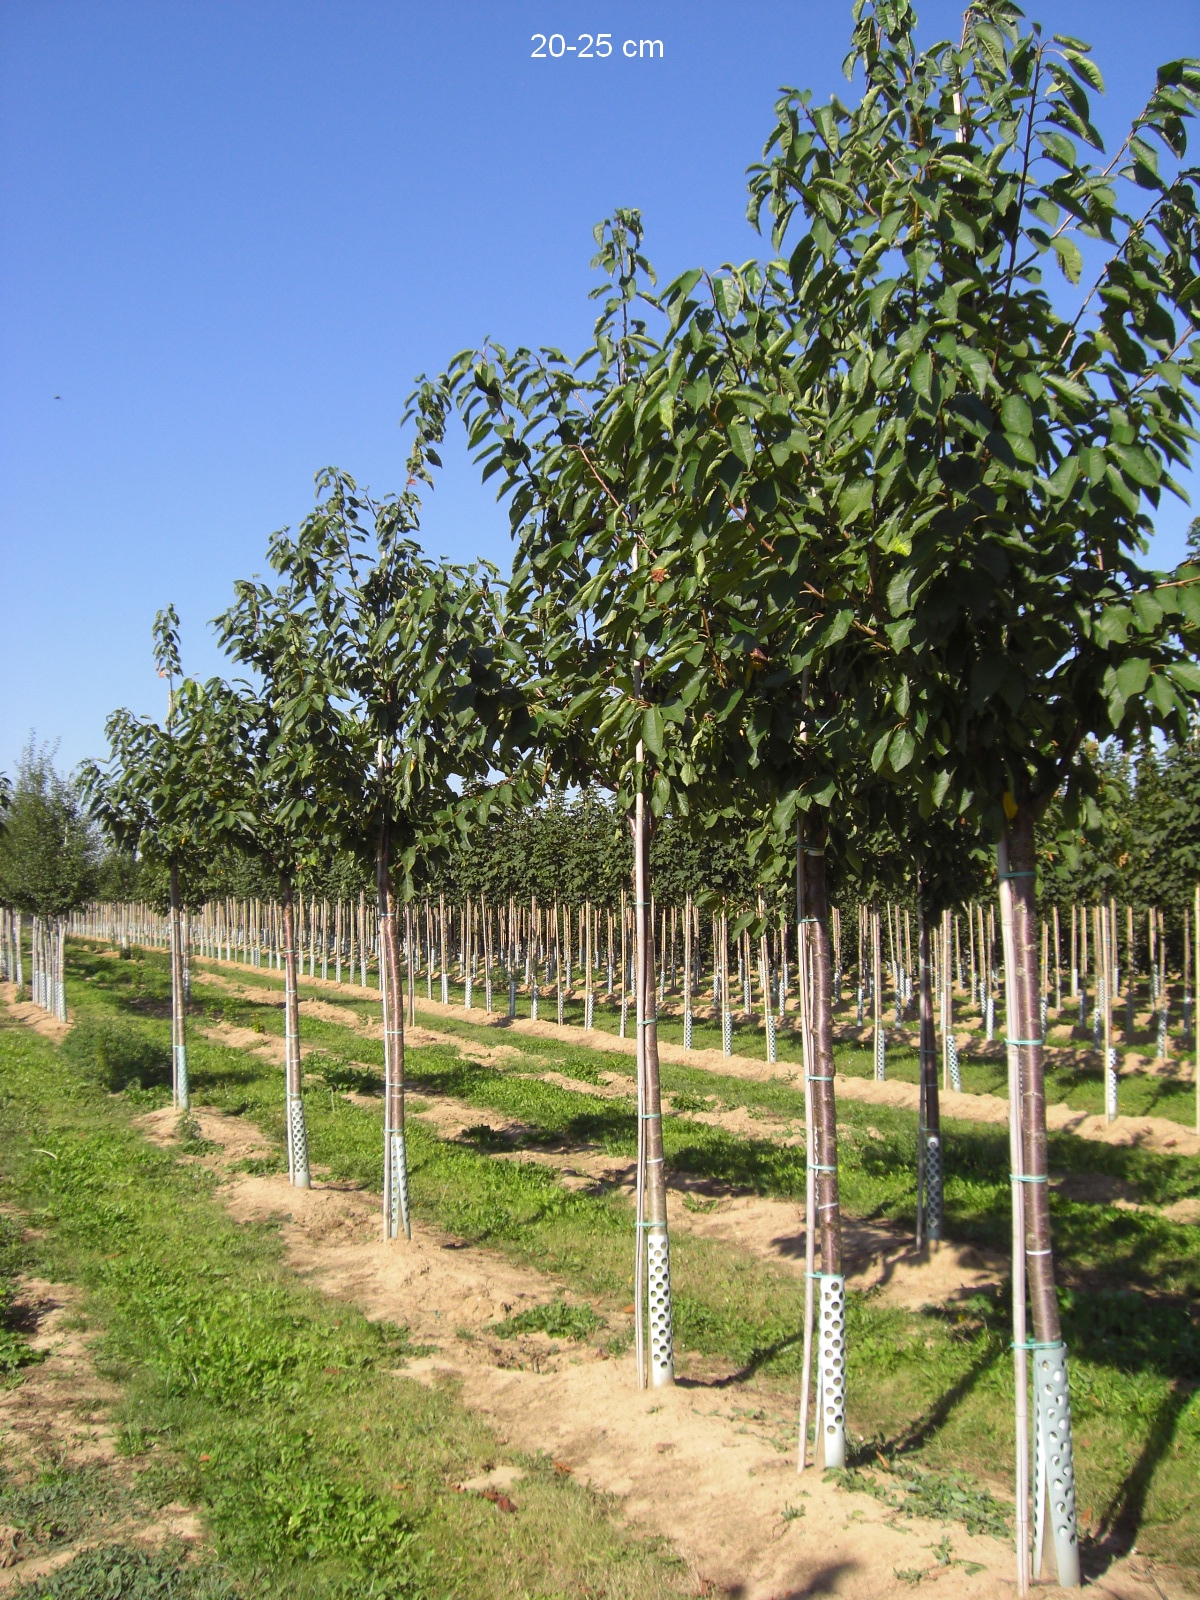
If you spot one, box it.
[531,33,664,59]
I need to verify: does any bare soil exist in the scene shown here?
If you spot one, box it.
[0,983,70,1044]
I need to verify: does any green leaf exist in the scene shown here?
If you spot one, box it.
[641,705,665,758]
[1115,657,1150,699]
[1000,395,1032,436]
[912,351,933,400]
[1052,235,1083,285]
[956,344,991,395]
[973,19,1008,71]
[890,726,916,771]
[1110,442,1160,487]
[838,480,874,523]
[886,568,913,616]
[728,419,755,467]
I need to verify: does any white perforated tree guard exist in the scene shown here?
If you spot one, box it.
[174,1045,190,1112]
[947,1033,962,1092]
[722,1009,733,1056]
[585,992,594,1031]
[1032,1342,1080,1587]
[646,1227,674,1387]
[924,1134,943,1241]
[508,975,517,1018]
[818,1275,847,1469]
[874,1025,886,1082]
[386,1130,411,1240]
[530,983,539,1021]
[287,1091,310,1189]
[683,1006,693,1050]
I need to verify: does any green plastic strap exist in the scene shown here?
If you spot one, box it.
[639,1112,661,1120]
[997,870,1036,879]
[1011,1172,1048,1184]
[809,1163,837,1172]
[806,1270,842,1280]
[1006,1038,1044,1046]
[1011,1338,1066,1351]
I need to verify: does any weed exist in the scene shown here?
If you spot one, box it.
[490,1300,606,1342]
[827,1461,1010,1539]
[176,1116,218,1157]
[12,1542,236,1598]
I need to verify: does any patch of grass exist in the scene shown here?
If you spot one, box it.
[0,1462,122,1549]
[61,1015,172,1099]
[0,1215,43,1381]
[320,1062,381,1096]
[490,1300,605,1342]
[0,1003,689,1599]
[13,1542,236,1599]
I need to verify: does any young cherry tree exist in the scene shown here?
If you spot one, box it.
[210,577,346,1189]
[83,611,213,1108]
[746,4,1200,1584]
[261,435,520,1240]
[450,213,761,1388]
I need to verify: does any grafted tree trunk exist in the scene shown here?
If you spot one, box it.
[802,819,846,1469]
[378,829,411,1240]
[1002,809,1079,1589]
[169,862,189,1111]
[917,892,943,1246]
[632,786,673,1388]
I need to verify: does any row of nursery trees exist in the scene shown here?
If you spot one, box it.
[11,6,1200,1591]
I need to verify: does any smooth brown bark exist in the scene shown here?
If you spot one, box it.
[377,827,408,1236]
[1006,809,1061,1343]
[917,894,942,1244]
[804,822,841,1276]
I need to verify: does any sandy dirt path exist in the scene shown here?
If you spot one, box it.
[0,982,70,1044]
[131,1103,1183,1600]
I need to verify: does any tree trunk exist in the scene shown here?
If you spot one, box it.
[378,831,411,1240]
[917,892,943,1246]
[802,819,846,1469]
[1002,810,1079,1588]
[280,878,310,1187]
[632,784,673,1388]
[169,862,189,1111]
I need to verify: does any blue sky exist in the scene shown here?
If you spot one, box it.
[2,0,1198,775]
